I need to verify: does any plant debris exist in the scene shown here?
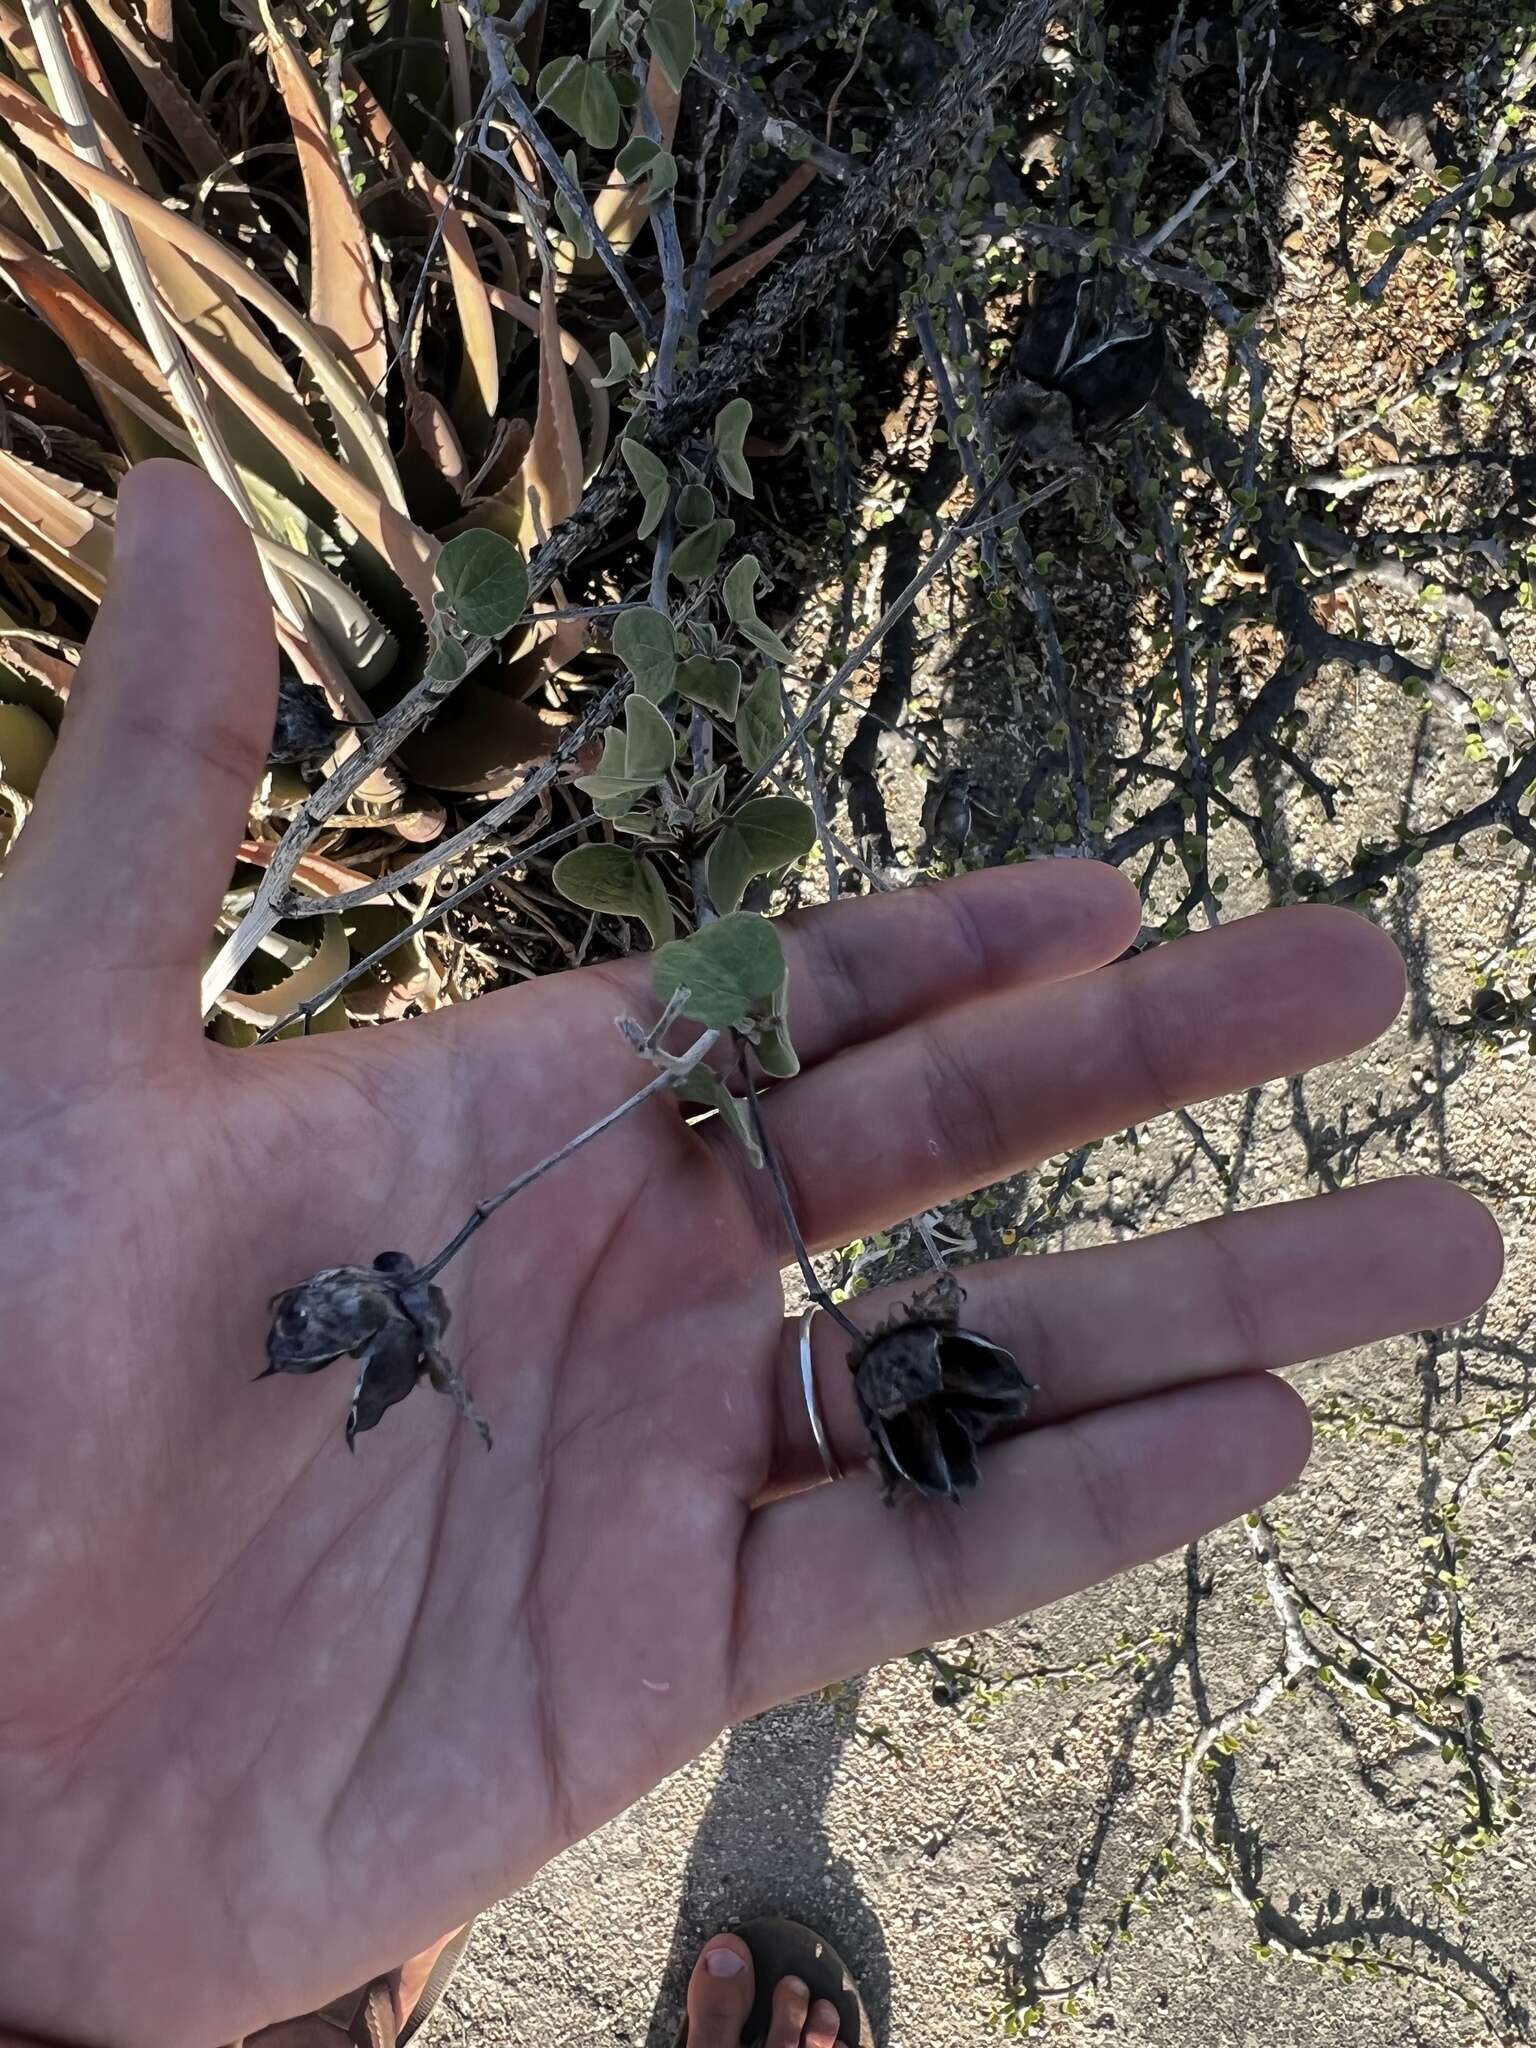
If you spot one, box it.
[263,1251,491,1450]
[849,1276,1033,1504]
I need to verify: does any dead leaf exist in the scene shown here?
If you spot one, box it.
[399,677,560,795]
[519,278,584,548]
[593,58,679,252]
[0,451,114,602]
[261,5,387,398]
[712,164,816,265]
[73,0,224,179]
[704,222,804,314]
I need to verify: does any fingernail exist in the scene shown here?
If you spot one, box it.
[705,1947,747,1978]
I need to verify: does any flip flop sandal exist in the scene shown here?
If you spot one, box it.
[234,1919,476,2048]
[674,1916,877,2048]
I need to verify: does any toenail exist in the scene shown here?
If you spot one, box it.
[705,1947,747,1977]
[782,1976,808,1999]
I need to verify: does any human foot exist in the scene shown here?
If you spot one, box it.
[683,1932,851,2048]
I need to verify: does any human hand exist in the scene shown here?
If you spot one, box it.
[0,466,1501,2047]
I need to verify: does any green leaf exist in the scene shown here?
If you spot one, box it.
[553,152,594,257]
[675,655,741,717]
[424,633,468,683]
[736,667,785,771]
[644,0,696,92]
[705,824,756,913]
[612,605,679,701]
[553,844,675,945]
[574,728,656,802]
[670,517,734,582]
[675,481,716,529]
[713,396,754,497]
[596,331,638,388]
[672,1063,763,1166]
[722,552,793,661]
[434,531,529,637]
[583,0,620,57]
[643,149,678,198]
[733,794,816,870]
[623,695,677,784]
[620,439,670,539]
[652,911,786,1028]
[616,136,662,179]
[537,57,620,149]
[753,1019,800,1079]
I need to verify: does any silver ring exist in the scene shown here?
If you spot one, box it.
[799,1304,843,1483]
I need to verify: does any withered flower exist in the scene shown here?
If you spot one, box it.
[263,1251,491,1450]
[849,1275,1031,1504]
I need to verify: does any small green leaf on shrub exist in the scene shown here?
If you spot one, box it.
[673,1063,764,1166]
[645,0,696,92]
[734,794,816,869]
[553,152,595,256]
[713,396,754,497]
[675,482,716,529]
[723,553,792,660]
[583,0,621,58]
[424,633,468,683]
[736,667,785,771]
[553,844,676,944]
[537,56,620,149]
[670,517,734,582]
[617,136,662,179]
[574,727,656,802]
[705,825,756,913]
[675,655,741,717]
[612,604,679,700]
[620,439,670,539]
[753,1019,800,1079]
[623,695,677,784]
[596,332,638,387]
[434,531,529,637]
[652,911,786,1028]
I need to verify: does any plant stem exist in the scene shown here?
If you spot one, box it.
[741,1057,863,1344]
[415,1026,719,1283]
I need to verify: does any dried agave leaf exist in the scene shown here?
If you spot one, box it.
[214,914,350,1030]
[703,223,804,316]
[259,3,387,398]
[398,679,559,796]
[0,83,403,503]
[0,450,113,602]
[341,904,440,1022]
[592,59,679,252]
[0,132,116,303]
[712,165,816,266]
[519,279,585,549]
[484,282,609,483]
[73,0,225,179]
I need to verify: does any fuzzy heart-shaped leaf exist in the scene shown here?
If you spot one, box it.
[652,911,786,1028]
[612,605,680,701]
[674,655,741,718]
[735,667,786,772]
[553,843,675,944]
[434,530,529,637]
[670,517,734,583]
[621,438,670,540]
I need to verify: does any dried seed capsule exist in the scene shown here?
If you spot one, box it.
[849,1275,1031,1504]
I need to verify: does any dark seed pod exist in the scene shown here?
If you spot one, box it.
[263,1251,489,1450]
[849,1275,1032,1504]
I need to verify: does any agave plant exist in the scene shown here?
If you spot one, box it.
[0,0,809,1037]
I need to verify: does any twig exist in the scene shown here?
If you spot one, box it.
[741,1057,862,1343]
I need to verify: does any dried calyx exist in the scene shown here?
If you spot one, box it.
[849,1275,1032,1504]
[262,1252,491,1450]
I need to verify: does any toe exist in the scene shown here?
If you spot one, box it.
[802,1999,842,2048]
[685,1934,754,2048]
[764,1973,810,2048]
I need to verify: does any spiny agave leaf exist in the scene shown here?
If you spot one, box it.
[74,0,226,181]
[712,164,817,265]
[522,279,586,548]
[347,68,498,438]
[0,450,113,603]
[644,0,696,93]
[341,903,441,1023]
[168,312,439,621]
[670,517,734,583]
[260,2,387,396]
[435,530,530,638]
[553,843,675,945]
[713,398,753,499]
[704,222,804,316]
[674,655,741,718]
[621,438,670,539]
[623,694,677,785]
[652,912,787,1029]
[612,604,678,701]
[735,666,786,772]
[399,681,558,796]
[538,56,621,151]
[0,86,404,506]
[215,914,351,1030]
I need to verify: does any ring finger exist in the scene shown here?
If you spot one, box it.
[759,1176,1501,1499]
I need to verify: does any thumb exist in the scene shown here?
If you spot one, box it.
[3,460,277,1030]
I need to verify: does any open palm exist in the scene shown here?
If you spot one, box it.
[0,469,1502,2048]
